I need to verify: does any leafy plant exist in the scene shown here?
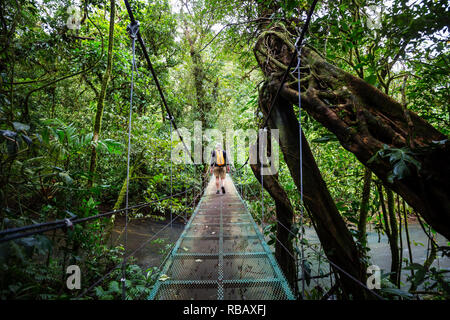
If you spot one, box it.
[368,145,421,183]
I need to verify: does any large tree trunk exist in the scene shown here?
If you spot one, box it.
[183,21,212,128]
[377,183,400,285]
[386,188,400,286]
[258,84,370,299]
[358,168,372,247]
[249,141,298,295]
[255,25,450,240]
[88,0,115,187]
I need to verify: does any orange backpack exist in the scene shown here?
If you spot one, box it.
[216,150,225,166]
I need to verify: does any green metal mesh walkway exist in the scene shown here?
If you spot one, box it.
[149,175,294,300]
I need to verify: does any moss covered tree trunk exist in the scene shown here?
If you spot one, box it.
[386,188,400,286]
[376,185,400,286]
[88,0,115,187]
[249,141,298,295]
[258,85,370,299]
[255,25,450,240]
[183,22,212,127]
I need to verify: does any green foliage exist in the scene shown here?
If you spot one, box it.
[368,145,421,183]
[0,0,184,300]
[0,0,448,300]
[403,263,450,299]
[94,263,156,300]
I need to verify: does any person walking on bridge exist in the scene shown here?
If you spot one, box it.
[210,143,230,194]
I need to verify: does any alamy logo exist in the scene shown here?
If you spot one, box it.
[66,265,81,290]
[66,5,81,30]
[366,265,381,289]
[170,121,279,175]
[365,5,382,31]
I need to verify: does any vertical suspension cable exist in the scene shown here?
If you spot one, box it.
[243,168,246,199]
[295,35,306,299]
[260,128,267,231]
[168,116,173,228]
[184,148,187,223]
[193,161,197,212]
[261,162,264,227]
[318,243,322,287]
[239,167,243,197]
[123,20,140,300]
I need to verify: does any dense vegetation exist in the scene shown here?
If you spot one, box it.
[0,0,448,300]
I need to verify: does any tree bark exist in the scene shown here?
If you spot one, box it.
[377,183,400,285]
[248,141,298,295]
[258,84,371,299]
[88,0,115,187]
[358,168,372,247]
[183,20,211,128]
[255,25,450,240]
[386,188,400,286]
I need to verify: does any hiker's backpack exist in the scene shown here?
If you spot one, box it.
[216,150,225,166]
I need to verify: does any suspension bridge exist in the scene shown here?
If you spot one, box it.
[0,0,383,301]
[149,175,294,300]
